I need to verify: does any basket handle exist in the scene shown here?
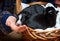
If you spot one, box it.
[16,0,22,14]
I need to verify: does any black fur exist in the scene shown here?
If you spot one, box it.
[18,4,57,30]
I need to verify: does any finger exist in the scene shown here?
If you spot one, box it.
[23,25,29,29]
[18,26,27,32]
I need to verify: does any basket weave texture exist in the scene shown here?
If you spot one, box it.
[22,28,60,41]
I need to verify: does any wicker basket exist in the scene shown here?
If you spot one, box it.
[16,0,60,41]
[22,28,60,41]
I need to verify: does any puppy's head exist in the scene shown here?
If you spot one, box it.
[18,5,58,29]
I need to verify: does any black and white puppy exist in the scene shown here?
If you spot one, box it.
[17,4,58,30]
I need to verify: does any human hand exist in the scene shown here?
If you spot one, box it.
[10,25,28,32]
[6,16,28,32]
[6,16,16,27]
